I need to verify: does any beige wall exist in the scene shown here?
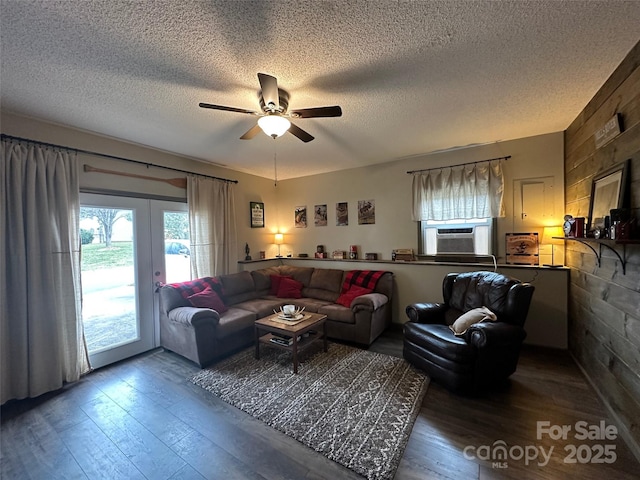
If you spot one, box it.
[272,132,565,264]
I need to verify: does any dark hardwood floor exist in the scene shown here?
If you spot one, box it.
[2,328,638,479]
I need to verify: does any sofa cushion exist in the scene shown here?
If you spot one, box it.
[291,298,333,313]
[301,286,340,303]
[276,265,314,286]
[216,308,256,337]
[187,287,228,313]
[277,277,303,298]
[219,271,255,297]
[336,285,373,307]
[269,274,292,295]
[219,271,261,305]
[233,298,285,318]
[302,268,343,302]
[250,267,281,292]
[309,268,344,291]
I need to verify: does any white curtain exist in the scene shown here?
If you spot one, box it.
[187,175,237,277]
[1,139,90,404]
[411,160,505,221]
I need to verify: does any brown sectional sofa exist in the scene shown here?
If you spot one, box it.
[159,265,393,367]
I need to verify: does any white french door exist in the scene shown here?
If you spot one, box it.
[80,193,189,368]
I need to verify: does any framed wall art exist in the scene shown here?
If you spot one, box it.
[358,199,375,224]
[314,204,327,226]
[587,159,629,233]
[250,202,264,228]
[336,202,348,226]
[295,206,307,228]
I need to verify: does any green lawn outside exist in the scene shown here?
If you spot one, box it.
[81,241,134,271]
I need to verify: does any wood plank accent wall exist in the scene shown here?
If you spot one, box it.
[564,40,640,460]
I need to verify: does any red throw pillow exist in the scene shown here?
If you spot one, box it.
[188,286,228,313]
[269,274,292,295]
[336,285,372,308]
[276,277,303,298]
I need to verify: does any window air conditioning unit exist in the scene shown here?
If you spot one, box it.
[422,219,495,256]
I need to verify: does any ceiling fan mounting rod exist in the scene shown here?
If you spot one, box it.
[260,89,289,114]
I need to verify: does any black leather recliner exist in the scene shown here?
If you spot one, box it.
[403,271,534,394]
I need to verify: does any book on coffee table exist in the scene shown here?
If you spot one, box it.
[270,335,301,346]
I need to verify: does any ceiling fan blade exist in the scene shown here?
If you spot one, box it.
[258,73,279,111]
[239,123,262,140]
[199,103,259,115]
[290,106,342,118]
[288,122,314,143]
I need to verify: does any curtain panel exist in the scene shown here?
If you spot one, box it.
[411,160,505,221]
[1,140,90,404]
[187,175,238,278]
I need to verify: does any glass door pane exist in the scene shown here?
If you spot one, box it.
[80,207,138,352]
[163,210,191,284]
[150,201,189,348]
[80,193,154,369]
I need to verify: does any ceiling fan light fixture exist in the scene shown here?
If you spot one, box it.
[258,115,291,139]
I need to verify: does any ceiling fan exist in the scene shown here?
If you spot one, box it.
[199,73,342,143]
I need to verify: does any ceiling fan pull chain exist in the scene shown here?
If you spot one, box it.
[273,144,278,187]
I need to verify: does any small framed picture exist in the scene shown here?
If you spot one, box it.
[314,204,327,226]
[336,202,348,226]
[295,206,307,228]
[250,202,264,228]
[358,199,375,225]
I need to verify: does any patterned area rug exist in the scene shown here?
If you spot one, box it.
[191,342,429,480]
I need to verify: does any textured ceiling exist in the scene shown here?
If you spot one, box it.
[2,1,639,180]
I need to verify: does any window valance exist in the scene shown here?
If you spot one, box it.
[411,160,505,221]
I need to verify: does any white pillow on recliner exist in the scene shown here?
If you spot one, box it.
[449,306,497,336]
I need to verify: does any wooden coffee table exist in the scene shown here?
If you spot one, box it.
[255,312,328,374]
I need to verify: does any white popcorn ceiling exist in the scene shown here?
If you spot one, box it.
[1,0,639,180]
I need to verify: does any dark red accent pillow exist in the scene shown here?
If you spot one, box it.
[269,274,292,295]
[276,277,303,298]
[187,287,228,313]
[336,285,372,308]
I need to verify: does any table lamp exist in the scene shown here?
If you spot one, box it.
[274,233,284,258]
[542,226,564,267]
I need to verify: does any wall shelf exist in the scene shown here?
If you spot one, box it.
[555,237,640,274]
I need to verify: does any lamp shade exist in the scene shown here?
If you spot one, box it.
[274,233,284,245]
[542,226,564,244]
[258,115,291,138]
